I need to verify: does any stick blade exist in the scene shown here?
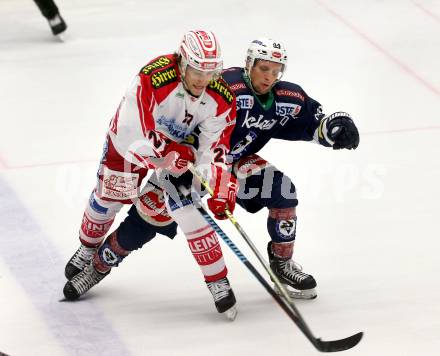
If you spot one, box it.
[315,332,363,352]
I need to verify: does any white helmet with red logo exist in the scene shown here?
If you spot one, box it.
[178,30,223,75]
[246,37,288,78]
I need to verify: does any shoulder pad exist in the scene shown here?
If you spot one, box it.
[222,67,248,94]
[222,67,242,75]
[149,66,179,89]
[140,54,175,76]
[221,67,243,82]
[207,78,235,104]
[273,81,305,102]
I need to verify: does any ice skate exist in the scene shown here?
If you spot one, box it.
[206,277,237,321]
[268,242,317,300]
[63,261,109,300]
[65,244,97,280]
[48,13,67,36]
[273,274,317,300]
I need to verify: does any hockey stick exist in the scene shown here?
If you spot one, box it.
[187,165,363,352]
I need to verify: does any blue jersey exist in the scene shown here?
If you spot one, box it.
[222,67,324,161]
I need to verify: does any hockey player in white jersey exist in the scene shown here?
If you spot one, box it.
[65,36,359,309]
[63,30,238,318]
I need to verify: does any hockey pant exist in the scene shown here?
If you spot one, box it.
[79,136,151,248]
[234,154,298,258]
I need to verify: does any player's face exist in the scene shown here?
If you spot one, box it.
[249,60,283,95]
[184,66,217,97]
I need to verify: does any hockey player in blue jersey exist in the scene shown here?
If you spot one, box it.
[64,37,359,308]
[214,38,358,299]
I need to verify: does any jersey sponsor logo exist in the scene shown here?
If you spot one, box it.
[237,95,254,110]
[275,89,305,102]
[230,131,257,160]
[242,110,277,130]
[141,56,172,75]
[156,115,190,140]
[275,102,302,118]
[208,80,234,103]
[229,82,247,91]
[151,68,178,89]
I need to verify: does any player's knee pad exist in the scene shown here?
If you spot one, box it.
[135,179,178,240]
[267,207,297,243]
[233,153,271,179]
[136,179,176,226]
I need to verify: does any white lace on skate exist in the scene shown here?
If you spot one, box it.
[280,260,309,284]
[206,278,237,320]
[69,245,97,269]
[206,279,231,302]
[69,263,107,297]
[276,260,317,300]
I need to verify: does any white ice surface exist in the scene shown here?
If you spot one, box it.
[1,0,440,355]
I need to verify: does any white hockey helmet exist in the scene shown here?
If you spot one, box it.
[178,30,223,76]
[246,37,288,79]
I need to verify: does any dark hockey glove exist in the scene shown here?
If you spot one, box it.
[327,112,359,150]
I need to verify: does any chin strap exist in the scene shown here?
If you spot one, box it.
[242,69,259,93]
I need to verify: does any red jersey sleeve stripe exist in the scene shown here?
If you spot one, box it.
[136,78,156,136]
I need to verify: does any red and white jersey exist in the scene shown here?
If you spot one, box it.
[107,54,236,177]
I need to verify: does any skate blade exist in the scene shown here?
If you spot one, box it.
[223,305,238,321]
[54,34,65,42]
[275,284,317,300]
